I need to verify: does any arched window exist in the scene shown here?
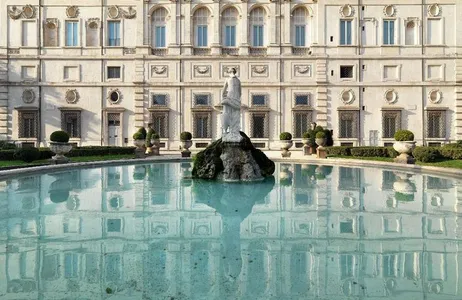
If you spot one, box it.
[152,8,167,48]
[292,7,308,46]
[193,8,210,47]
[249,7,266,47]
[221,7,238,47]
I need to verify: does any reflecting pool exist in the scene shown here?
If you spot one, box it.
[0,162,462,299]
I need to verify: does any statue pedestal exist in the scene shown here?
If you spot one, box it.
[220,142,263,182]
[317,147,327,159]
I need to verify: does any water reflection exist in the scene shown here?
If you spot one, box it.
[0,163,462,299]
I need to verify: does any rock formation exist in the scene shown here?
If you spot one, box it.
[192,131,275,181]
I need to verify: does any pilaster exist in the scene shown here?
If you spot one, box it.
[210,1,221,55]
[0,60,7,139]
[183,2,193,55]
[455,59,462,139]
[134,60,145,128]
[239,2,249,55]
[316,59,328,128]
[281,0,292,55]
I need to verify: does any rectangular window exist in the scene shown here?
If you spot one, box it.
[224,25,236,47]
[383,20,395,45]
[339,167,360,190]
[293,111,312,138]
[107,66,121,79]
[107,219,121,232]
[155,26,166,48]
[61,111,81,138]
[65,21,78,46]
[295,25,306,46]
[340,20,352,45]
[21,66,36,80]
[339,111,358,138]
[194,114,210,138]
[382,111,401,138]
[250,113,267,138]
[427,110,446,138]
[152,94,167,106]
[108,21,121,46]
[194,94,209,106]
[340,255,354,279]
[340,66,354,79]
[251,94,266,106]
[22,21,37,47]
[18,111,38,138]
[427,65,442,80]
[383,65,398,81]
[64,253,78,278]
[64,66,78,81]
[383,255,398,277]
[252,25,264,46]
[295,94,309,106]
[197,25,208,47]
[151,112,168,138]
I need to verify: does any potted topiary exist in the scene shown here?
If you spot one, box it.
[133,127,146,148]
[279,163,293,186]
[145,128,154,155]
[315,131,327,147]
[280,132,293,158]
[393,130,416,164]
[393,172,416,202]
[180,131,193,157]
[49,130,72,163]
[302,131,311,156]
[151,133,161,156]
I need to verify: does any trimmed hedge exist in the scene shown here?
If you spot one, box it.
[412,147,441,163]
[0,146,136,162]
[326,146,398,158]
[325,146,351,156]
[14,147,41,162]
[440,147,462,160]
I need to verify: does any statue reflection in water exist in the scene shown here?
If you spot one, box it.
[191,176,275,290]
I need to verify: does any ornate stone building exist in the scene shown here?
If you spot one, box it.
[0,0,461,149]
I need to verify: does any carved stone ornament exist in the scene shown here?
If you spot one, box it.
[45,18,59,29]
[8,5,36,19]
[22,89,35,104]
[428,89,442,104]
[107,89,122,104]
[384,89,398,104]
[428,4,441,17]
[66,6,79,18]
[339,4,354,17]
[86,18,100,29]
[383,5,396,17]
[194,65,210,74]
[65,89,80,104]
[108,6,137,19]
[152,65,167,75]
[295,65,311,74]
[252,65,267,74]
[223,66,239,77]
[340,89,355,104]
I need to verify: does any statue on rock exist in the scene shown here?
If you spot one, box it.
[221,68,243,143]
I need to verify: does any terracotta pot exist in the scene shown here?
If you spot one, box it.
[49,142,73,161]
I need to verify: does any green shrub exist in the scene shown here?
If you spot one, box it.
[326,146,351,156]
[443,143,462,149]
[457,140,462,146]
[50,130,70,143]
[279,132,292,140]
[387,147,399,158]
[138,127,147,138]
[440,147,462,160]
[394,130,414,141]
[0,141,16,150]
[13,147,41,162]
[0,150,15,160]
[180,131,192,141]
[133,132,145,140]
[152,133,160,140]
[324,129,334,146]
[315,131,326,139]
[412,147,441,162]
[145,128,154,147]
[302,131,311,139]
[350,147,390,157]
[314,126,324,132]
[306,129,316,146]
[395,192,414,202]
[316,173,326,180]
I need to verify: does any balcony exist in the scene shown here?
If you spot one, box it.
[292,47,311,56]
[151,48,168,56]
[193,48,211,56]
[249,47,267,56]
[222,47,239,56]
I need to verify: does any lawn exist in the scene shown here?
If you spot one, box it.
[0,154,136,169]
[328,155,462,170]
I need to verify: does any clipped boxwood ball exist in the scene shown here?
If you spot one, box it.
[50,131,70,143]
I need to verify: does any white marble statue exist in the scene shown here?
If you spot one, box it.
[221,68,243,142]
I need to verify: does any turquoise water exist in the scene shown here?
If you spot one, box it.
[0,162,461,299]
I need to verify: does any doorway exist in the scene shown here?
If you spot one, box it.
[107,113,121,146]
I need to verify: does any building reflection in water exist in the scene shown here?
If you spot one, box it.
[0,163,462,299]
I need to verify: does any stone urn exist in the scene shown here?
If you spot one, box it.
[393,172,416,202]
[151,138,160,156]
[279,164,293,186]
[133,139,145,148]
[302,138,310,156]
[315,138,327,148]
[393,141,416,164]
[50,142,73,163]
[133,139,146,158]
[280,140,293,158]
[180,140,193,157]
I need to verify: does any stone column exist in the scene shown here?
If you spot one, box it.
[239,3,249,55]
[183,2,193,55]
[210,2,221,55]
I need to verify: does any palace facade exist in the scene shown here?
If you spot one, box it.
[0,0,461,149]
